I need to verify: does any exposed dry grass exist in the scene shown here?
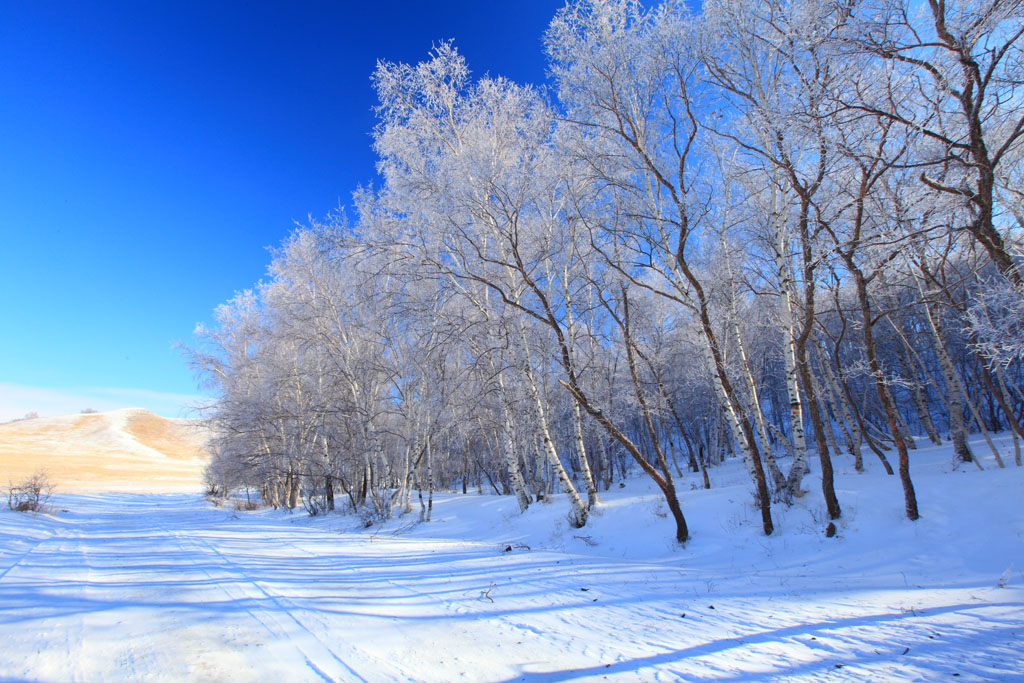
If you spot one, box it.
[0,409,211,493]
[124,411,208,461]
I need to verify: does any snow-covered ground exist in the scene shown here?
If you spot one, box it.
[1,437,1022,682]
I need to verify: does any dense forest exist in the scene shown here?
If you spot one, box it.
[187,0,1024,542]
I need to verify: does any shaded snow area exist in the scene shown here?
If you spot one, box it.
[1,440,1022,682]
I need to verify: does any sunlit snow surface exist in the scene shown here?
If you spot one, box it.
[1,437,1022,682]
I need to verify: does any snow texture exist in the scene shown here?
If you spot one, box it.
[1,437,1022,682]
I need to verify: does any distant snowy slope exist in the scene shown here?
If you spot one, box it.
[0,408,210,492]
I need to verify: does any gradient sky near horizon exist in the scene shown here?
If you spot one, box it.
[0,1,564,420]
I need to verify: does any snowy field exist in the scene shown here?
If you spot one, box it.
[1,438,1022,682]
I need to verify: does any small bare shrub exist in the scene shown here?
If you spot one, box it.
[7,471,55,513]
[359,505,387,528]
[234,498,260,511]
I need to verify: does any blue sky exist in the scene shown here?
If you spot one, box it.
[0,1,564,419]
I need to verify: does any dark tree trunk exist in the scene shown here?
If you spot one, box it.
[853,270,919,520]
[678,425,700,474]
[325,473,335,512]
[562,379,689,543]
[358,465,368,505]
[796,356,841,519]
[698,444,711,489]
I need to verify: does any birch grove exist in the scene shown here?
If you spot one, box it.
[188,0,1024,541]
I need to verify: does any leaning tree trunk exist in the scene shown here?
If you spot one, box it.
[419,435,434,522]
[509,252,599,515]
[561,377,689,543]
[515,317,588,527]
[724,241,787,495]
[571,400,599,508]
[796,353,842,519]
[498,386,533,512]
[820,394,843,458]
[922,299,986,468]
[896,341,942,445]
[992,367,1024,467]
[672,405,702,474]
[563,284,600,510]
[774,246,810,501]
[789,266,841,518]
[700,327,774,535]
[816,344,863,468]
[835,349,895,474]
[853,269,919,521]
[906,260,982,466]
[734,315,788,495]
[679,255,773,535]
[775,198,840,518]
[808,368,843,459]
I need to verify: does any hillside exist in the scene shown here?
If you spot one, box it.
[0,408,211,493]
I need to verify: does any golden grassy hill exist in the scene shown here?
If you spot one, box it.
[0,409,211,493]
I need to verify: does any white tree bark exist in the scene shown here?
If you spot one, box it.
[514,315,588,527]
[497,373,533,512]
[773,213,809,498]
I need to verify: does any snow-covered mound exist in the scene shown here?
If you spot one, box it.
[0,408,210,492]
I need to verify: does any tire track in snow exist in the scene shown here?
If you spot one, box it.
[48,526,91,683]
[158,523,371,682]
[0,523,70,583]
[0,536,48,582]
[0,527,93,681]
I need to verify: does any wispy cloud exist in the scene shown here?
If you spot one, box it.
[0,384,214,421]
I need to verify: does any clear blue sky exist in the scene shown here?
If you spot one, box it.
[0,1,564,419]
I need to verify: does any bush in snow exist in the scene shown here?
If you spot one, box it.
[7,471,55,513]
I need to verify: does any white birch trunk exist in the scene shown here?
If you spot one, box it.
[515,315,588,527]
[426,436,433,521]
[571,400,598,508]
[723,239,786,494]
[922,299,993,468]
[774,223,809,497]
[698,329,758,484]
[562,263,599,509]
[497,373,533,512]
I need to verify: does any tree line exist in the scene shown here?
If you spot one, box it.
[188,0,1024,541]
